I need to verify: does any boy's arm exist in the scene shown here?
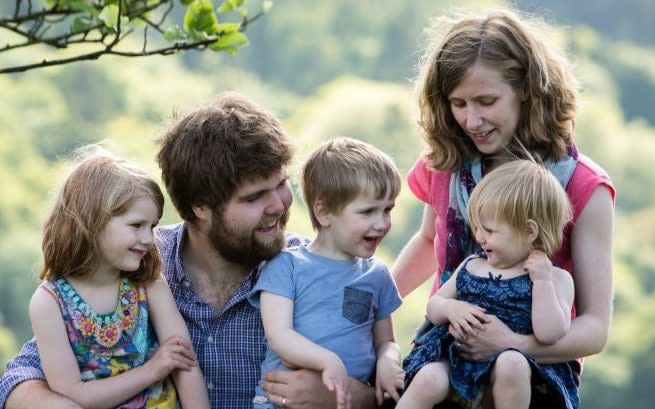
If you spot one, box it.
[373,317,403,404]
[260,292,349,406]
[29,286,192,409]
[147,277,210,409]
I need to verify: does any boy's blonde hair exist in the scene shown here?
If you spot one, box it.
[40,147,164,284]
[300,137,401,230]
[467,160,572,256]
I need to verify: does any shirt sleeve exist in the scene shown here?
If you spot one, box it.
[248,251,296,309]
[373,263,403,320]
[0,338,45,407]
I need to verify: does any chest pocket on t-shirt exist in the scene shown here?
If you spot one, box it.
[342,286,373,325]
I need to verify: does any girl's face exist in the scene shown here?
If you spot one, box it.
[473,211,532,270]
[96,196,159,277]
[448,62,524,158]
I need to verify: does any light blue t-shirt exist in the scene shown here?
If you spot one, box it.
[248,244,402,407]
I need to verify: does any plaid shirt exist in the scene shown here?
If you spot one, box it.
[0,222,306,409]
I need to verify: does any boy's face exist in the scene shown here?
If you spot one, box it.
[315,190,395,260]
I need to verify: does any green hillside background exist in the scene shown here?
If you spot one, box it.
[1,0,654,407]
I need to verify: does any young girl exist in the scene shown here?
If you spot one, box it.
[398,160,579,409]
[28,148,210,409]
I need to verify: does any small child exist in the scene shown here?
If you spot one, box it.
[249,137,405,408]
[29,147,210,408]
[398,160,579,409]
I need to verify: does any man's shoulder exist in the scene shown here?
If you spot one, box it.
[285,231,309,248]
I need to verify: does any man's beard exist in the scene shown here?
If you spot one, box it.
[209,209,289,268]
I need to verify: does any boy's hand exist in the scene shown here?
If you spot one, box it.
[524,250,554,282]
[321,358,351,409]
[374,356,404,405]
[144,335,197,381]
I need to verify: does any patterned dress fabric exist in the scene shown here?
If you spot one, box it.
[41,277,179,408]
[403,255,579,409]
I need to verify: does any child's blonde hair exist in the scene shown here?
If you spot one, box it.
[300,137,401,230]
[40,147,164,284]
[467,160,571,256]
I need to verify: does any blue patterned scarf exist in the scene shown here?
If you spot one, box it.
[439,145,579,286]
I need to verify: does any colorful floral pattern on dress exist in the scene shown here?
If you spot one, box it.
[41,277,179,409]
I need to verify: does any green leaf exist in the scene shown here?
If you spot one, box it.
[262,0,273,13]
[67,0,99,16]
[237,6,248,17]
[209,31,248,51]
[70,16,93,33]
[99,4,120,29]
[163,25,188,42]
[179,0,195,5]
[214,23,241,33]
[184,0,219,35]
[217,1,234,13]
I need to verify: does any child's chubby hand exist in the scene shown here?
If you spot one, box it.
[145,335,197,382]
[321,357,351,409]
[445,299,488,339]
[524,250,554,282]
[375,355,404,405]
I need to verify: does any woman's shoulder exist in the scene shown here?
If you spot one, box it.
[568,153,616,209]
[408,156,452,204]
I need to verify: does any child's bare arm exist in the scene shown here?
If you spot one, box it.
[373,317,403,404]
[260,291,350,409]
[147,276,210,408]
[527,251,575,344]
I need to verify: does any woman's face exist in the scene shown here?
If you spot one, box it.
[448,62,524,157]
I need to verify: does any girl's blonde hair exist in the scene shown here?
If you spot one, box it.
[40,147,164,284]
[467,160,572,256]
[416,8,577,171]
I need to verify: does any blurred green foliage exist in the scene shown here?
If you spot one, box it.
[1,0,654,407]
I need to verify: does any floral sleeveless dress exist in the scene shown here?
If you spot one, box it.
[403,255,580,409]
[41,277,179,409]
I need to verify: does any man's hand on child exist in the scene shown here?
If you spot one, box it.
[374,356,404,405]
[145,335,197,381]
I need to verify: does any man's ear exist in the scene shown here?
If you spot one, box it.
[313,200,332,228]
[526,219,539,244]
[192,205,212,223]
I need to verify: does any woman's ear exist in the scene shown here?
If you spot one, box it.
[526,219,539,244]
[313,200,332,228]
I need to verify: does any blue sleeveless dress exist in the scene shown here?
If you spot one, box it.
[403,255,579,409]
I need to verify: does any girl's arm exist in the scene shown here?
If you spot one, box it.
[461,187,614,363]
[372,317,403,404]
[260,291,349,409]
[147,276,210,409]
[392,205,437,297]
[29,287,193,409]
[527,250,575,344]
[426,265,488,338]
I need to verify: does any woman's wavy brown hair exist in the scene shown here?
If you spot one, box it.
[40,147,164,285]
[416,8,578,171]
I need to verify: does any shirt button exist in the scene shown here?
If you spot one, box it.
[207,382,214,390]
[184,281,191,287]
[207,335,214,343]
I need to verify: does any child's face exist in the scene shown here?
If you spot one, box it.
[473,211,531,270]
[96,196,160,277]
[317,191,395,260]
